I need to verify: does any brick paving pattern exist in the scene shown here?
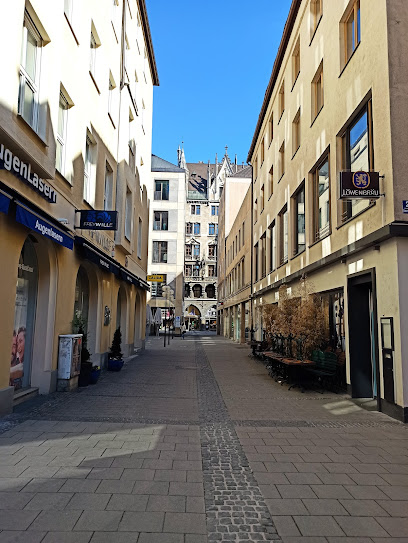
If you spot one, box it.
[0,333,406,542]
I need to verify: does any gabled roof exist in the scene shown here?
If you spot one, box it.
[151,154,185,173]
[230,165,252,178]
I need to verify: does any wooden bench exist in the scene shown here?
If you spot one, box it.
[305,350,339,392]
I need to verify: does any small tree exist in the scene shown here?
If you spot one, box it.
[109,327,123,360]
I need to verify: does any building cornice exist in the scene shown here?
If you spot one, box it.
[138,0,160,86]
[247,0,301,163]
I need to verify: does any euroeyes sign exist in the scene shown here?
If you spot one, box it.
[78,210,118,230]
[0,144,57,203]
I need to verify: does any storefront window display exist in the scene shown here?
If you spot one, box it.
[10,238,38,390]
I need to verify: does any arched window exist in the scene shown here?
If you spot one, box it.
[206,284,215,299]
[184,283,191,297]
[192,284,202,298]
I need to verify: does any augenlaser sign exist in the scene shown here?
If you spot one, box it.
[0,143,57,203]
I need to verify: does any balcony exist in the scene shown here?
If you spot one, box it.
[187,190,207,200]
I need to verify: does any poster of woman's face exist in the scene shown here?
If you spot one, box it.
[10,327,25,389]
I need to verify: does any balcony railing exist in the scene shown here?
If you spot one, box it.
[187,190,207,200]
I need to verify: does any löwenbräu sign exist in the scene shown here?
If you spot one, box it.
[340,171,380,199]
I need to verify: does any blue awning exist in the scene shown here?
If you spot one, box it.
[15,201,74,250]
[0,188,12,214]
[75,238,120,276]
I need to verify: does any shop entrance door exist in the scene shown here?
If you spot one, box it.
[347,272,379,399]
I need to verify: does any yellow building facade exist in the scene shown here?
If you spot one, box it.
[218,0,408,422]
[0,0,158,412]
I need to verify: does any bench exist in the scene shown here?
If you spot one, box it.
[305,350,339,392]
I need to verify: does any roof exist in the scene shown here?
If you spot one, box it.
[138,0,159,86]
[151,154,185,173]
[247,0,301,162]
[230,165,252,178]
[186,161,248,192]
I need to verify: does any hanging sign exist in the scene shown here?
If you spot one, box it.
[78,210,118,230]
[340,171,380,199]
[147,274,164,282]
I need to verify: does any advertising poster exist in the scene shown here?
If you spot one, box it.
[10,277,29,390]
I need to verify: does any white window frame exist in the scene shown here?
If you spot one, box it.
[137,218,142,258]
[19,12,42,131]
[56,92,68,174]
[83,133,96,206]
[125,189,133,241]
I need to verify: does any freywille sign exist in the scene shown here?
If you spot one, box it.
[340,171,380,199]
[78,210,118,230]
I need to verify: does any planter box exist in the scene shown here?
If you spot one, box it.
[108,358,124,371]
[89,368,101,384]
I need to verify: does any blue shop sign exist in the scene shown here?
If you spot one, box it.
[78,210,118,230]
[0,189,12,214]
[16,202,74,250]
[403,201,408,214]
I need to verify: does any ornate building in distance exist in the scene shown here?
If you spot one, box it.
[181,147,247,330]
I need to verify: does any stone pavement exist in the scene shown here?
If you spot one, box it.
[0,333,407,542]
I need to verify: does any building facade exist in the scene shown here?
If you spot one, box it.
[147,155,186,333]
[0,0,158,413]
[183,149,246,330]
[218,169,252,342]
[245,0,408,421]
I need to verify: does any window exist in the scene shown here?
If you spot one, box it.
[253,157,258,180]
[154,180,169,200]
[254,199,258,223]
[191,204,200,215]
[193,285,202,298]
[153,211,168,231]
[294,185,305,255]
[254,243,259,282]
[208,245,216,259]
[242,220,245,240]
[261,138,265,164]
[192,264,200,277]
[125,189,132,240]
[193,222,200,235]
[56,93,68,173]
[208,265,216,277]
[193,244,200,257]
[151,274,166,298]
[279,141,285,179]
[83,134,95,205]
[90,31,97,77]
[211,205,218,216]
[111,0,121,40]
[278,81,285,119]
[242,257,245,285]
[292,109,301,156]
[19,12,41,130]
[312,62,324,121]
[292,37,300,85]
[206,284,215,298]
[153,241,167,263]
[261,233,267,278]
[310,0,322,38]
[268,166,274,198]
[269,221,276,272]
[185,244,192,258]
[341,101,372,222]
[313,156,330,241]
[279,205,288,265]
[216,224,218,235]
[268,114,273,145]
[260,185,265,212]
[344,0,361,64]
[209,223,215,235]
[108,72,117,126]
[104,163,114,210]
[137,218,142,258]
[185,265,192,277]
[186,222,192,235]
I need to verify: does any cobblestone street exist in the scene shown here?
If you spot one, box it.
[0,333,407,542]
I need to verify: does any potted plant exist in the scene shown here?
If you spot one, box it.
[108,327,124,371]
[89,365,101,384]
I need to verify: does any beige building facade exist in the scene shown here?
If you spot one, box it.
[218,174,252,343]
[0,0,158,413]
[244,0,408,421]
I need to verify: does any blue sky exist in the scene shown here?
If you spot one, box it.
[146,0,292,166]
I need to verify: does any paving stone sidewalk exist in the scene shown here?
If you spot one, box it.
[0,333,406,542]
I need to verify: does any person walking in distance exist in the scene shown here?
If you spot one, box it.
[181,322,186,339]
